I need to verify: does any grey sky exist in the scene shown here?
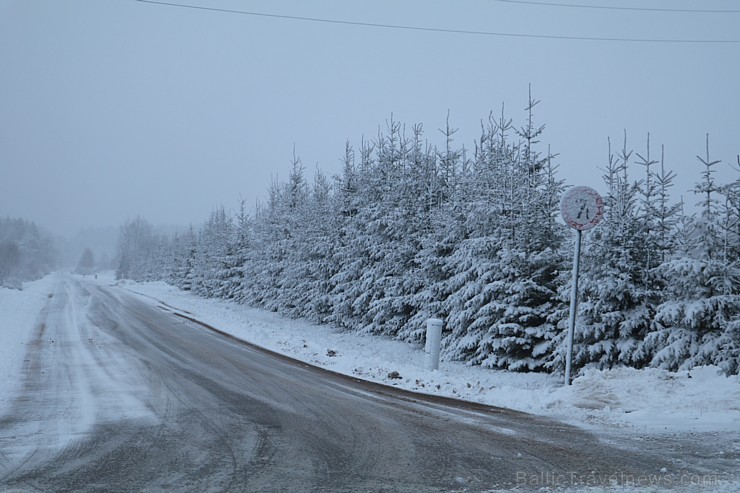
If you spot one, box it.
[0,0,738,237]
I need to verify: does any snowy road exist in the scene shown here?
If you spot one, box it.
[0,276,728,492]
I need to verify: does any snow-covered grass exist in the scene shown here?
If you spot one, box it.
[0,273,58,412]
[99,272,740,437]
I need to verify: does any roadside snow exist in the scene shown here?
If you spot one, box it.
[0,273,57,412]
[2,272,736,491]
[102,273,740,437]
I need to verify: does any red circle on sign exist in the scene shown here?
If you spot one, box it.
[560,186,604,231]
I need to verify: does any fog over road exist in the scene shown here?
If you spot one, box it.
[0,276,724,492]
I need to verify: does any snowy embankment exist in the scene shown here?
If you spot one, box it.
[0,273,58,412]
[99,273,740,437]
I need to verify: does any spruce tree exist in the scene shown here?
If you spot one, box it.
[651,137,739,373]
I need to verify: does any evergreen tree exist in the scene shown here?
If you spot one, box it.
[191,207,233,298]
[650,137,739,373]
[442,100,565,371]
[116,217,156,281]
[0,240,21,287]
[0,217,55,286]
[556,135,651,373]
[224,201,251,301]
[111,110,739,375]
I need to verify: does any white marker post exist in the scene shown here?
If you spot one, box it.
[560,186,604,385]
[425,318,443,371]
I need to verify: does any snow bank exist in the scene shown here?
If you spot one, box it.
[551,365,740,434]
[0,273,57,412]
[107,273,740,436]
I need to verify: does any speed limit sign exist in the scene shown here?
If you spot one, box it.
[560,186,604,231]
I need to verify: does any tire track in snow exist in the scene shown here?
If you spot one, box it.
[2,275,713,492]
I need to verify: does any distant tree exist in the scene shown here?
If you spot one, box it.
[75,247,95,275]
[0,240,21,287]
[0,217,56,287]
[116,217,156,280]
[222,200,251,301]
[190,207,233,298]
[168,226,197,291]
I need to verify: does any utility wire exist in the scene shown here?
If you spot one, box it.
[492,0,740,14]
[135,0,740,43]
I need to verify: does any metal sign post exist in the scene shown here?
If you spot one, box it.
[564,229,582,387]
[560,186,604,385]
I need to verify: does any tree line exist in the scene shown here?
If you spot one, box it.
[0,217,56,289]
[115,103,739,375]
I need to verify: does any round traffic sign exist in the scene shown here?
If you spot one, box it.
[560,186,604,231]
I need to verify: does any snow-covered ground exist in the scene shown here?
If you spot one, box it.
[2,272,738,492]
[0,273,58,412]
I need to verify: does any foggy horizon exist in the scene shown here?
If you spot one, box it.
[1,0,738,238]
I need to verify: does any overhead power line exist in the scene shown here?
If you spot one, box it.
[135,0,740,43]
[492,0,740,14]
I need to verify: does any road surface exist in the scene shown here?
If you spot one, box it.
[0,276,730,492]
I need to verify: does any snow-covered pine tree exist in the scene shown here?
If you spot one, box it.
[650,137,739,373]
[653,146,683,264]
[163,232,181,285]
[478,98,564,371]
[634,135,662,284]
[191,207,233,298]
[384,123,444,340]
[0,240,21,287]
[556,135,651,373]
[443,98,565,371]
[176,226,197,291]
[401,117,466,343]
[441,110,514,366]
[272,151,311,315]
[276,165,339,321]
[116,217,156,281]
[240,198,275,307]
[145,233,171,281]
[352,118,426,337]
[631,142,684,364]
[242,150,311,314]
[222,200,251,301]
[327,139,375,329]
